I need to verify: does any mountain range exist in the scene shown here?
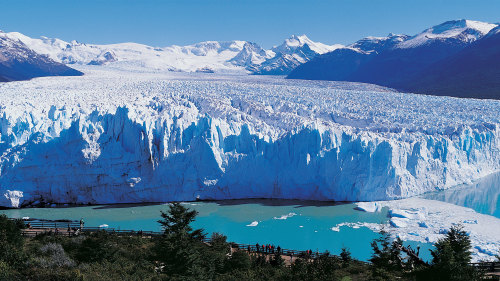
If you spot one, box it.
[1,20,499,99]
[288,20,500,99]
[0,31,339,77]
[0,32,82,82]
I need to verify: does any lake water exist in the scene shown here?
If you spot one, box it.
[0,199,434,261]
[423,172,500,219]
[6,172,498,262]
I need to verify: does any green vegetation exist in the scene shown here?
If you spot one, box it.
[0,206,491,281]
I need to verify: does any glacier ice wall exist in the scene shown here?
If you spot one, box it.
[0,69,499,207]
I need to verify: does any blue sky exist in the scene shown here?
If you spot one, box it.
[2,0,499,48]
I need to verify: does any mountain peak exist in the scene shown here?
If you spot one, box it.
[274,34,341,55]
[349,33,409,53]
[431,19,496,35]
[397,19,498,49]
[283,34,311,47]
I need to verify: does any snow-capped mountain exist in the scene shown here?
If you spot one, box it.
[288,33,407,80]
[400,25,500,99]
[288,19,499,99]
[273,34,339,55]
[0,31,82,81]
[350,33,409,53]
[2,31,250,73]
[396,19,497,49]
[2,31,338,75]
[229,42,272,67]
[253,35,343,75]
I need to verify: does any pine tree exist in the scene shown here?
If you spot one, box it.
[426,224,481,281]
[154,203,206,277]
[370,230,404,280]
[157,202,205,240]
[340,247,352,264]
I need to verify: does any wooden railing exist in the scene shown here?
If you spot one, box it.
[226,242,322,258]
[14,218,500,272]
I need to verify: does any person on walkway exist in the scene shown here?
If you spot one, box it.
[256,243,260,253]
[79,218,84,230]
[277,246,281,254]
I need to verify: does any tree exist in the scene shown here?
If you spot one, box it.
[226,250,251,271]
[157,202,205,240]
[340,247,352,264]
[154,203,207,277]
[370,230,405,280]
[0,215,25,267]
[423,224,481,281]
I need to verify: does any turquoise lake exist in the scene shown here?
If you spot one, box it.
[3,173,498,262]
[1,199,434,261]
[423,172,500,219]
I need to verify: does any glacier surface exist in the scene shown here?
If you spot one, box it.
[0,66,499,207]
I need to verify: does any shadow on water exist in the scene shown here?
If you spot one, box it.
[422,172,500,218]
[92,202,165,210]
[90,198,350,210]
[210,198,350,208]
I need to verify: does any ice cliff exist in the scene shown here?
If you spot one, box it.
[0,67,499,207]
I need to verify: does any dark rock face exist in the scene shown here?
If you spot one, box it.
[0,35,83,82]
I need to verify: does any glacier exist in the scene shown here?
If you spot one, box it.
[0,66,499,207]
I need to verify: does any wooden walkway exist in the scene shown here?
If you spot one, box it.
[16,218,500,274]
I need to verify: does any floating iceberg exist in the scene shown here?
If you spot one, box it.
[273,212,298,220]
[246,221,259,227]
[355,202,380,212]
[390,217,409,228]
[359,198,500,261]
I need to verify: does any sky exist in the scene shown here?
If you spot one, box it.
[2,0,499,48]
